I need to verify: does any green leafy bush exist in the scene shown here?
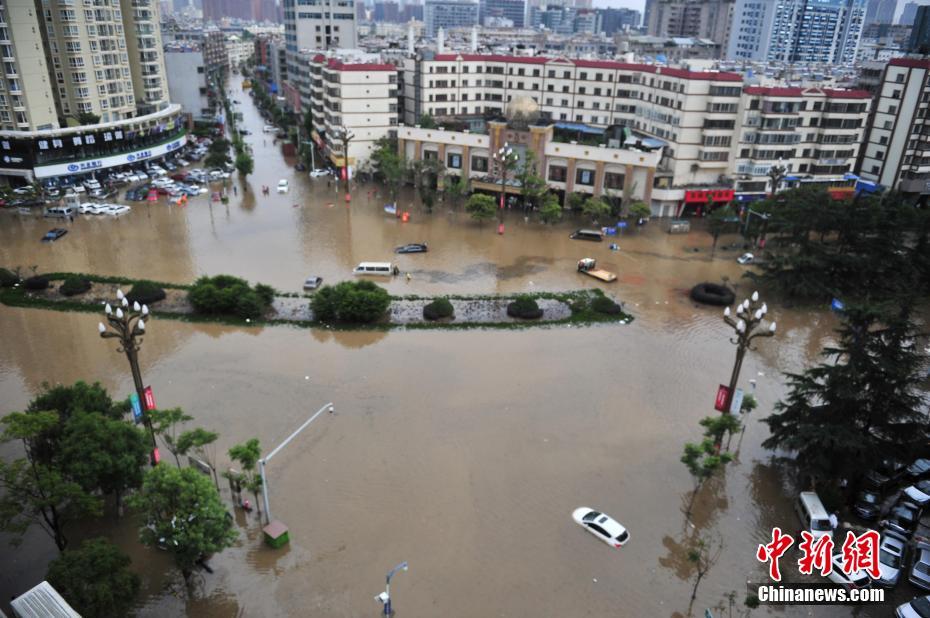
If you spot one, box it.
[60,276,91,296]
[423,297,454,321]
[23,275,50,291]
[188,275,271,320]
[254,283,276,306]
[0,268,19,287]
[591,296,623,315]
[506,295,543,319]
[126,280,166,305]
[310,280,390,323]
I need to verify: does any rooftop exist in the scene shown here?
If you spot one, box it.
[743,86,872,99]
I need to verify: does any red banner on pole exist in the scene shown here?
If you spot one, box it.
[714,384,730,412]
[143,385,156,411]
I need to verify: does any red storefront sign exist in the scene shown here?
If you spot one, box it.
[685,189,735,203]
[143,385,156,411]
[714,384,730,412]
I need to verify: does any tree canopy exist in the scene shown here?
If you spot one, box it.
[47,538,140,617]
[466,194,497,223]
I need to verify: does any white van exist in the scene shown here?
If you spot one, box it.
[795,491,832,539]
[44,205,75,218]
[353,262,396,276]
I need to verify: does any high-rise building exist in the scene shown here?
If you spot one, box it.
[726,0,777,60]
[204,0,252,21]
[164,43,212,122]
[480,0,526,27]
[374,1,401,21]
[908,5,930,51]
[900,1,919,24]
[424,0,478,37]
[595,8,641,35]
[864,0,896,24]
[767,0,866,64]
[647,0,734,47]
[283,0,359,52]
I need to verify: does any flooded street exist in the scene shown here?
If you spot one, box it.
[0,76,894,617]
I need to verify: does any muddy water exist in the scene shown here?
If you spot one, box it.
[0,76,896,617]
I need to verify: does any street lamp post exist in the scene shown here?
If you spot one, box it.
[376,561,408,616]
[721,291,776,425]
[98,290,158,463]
[334,126,354,194]
[767,158,787,198]
[492,143,519,230]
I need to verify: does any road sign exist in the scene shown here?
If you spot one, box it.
[129,392,143,424]
[714,384,730,412]
[729,387,745,414]
[618,221,628,229]
[143,385,156,411]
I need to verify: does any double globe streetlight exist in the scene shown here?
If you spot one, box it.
[721,291,776,419]
[493,143,519,229]
[98,289,158,463]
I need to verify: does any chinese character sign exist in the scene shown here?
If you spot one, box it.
[757,528,881,581]
[757,527,794,581]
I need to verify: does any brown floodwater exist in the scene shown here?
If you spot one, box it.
[0,75,900,617]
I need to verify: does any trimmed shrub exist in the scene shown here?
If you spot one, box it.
[0,268,19,287]
[591,296,623,315]
[60,276,91,297]
[423,297,454,321]
[310,280,391,324]
[254,283,276,306]
[126,280,166,305]
[188,274,271,320]
[506,295,543,319]
[23,275,50,291]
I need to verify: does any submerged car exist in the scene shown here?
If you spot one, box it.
[911,544,930,590]
[908,459,930,479]
[41,228,67,242]
[572,507,630,549]
[854,490,881,521]
[905,481,930,506]
[876,529,909,588]
[737,252,754,265]
[896,595,930,618]
[309,168,329,178]
[277,179,289,193]
[303,276,323,291]
[826,553,872,590]
[395,243,428,254]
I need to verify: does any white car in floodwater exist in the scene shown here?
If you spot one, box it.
[277,179,289,193]
[572,507,630,549]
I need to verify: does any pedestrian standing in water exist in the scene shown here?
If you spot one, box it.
[233,185,238,196]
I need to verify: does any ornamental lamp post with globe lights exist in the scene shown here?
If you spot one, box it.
[98,289,159,464]
[493,143,519,232]
[721,291,776,422]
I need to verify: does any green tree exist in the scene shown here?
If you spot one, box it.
[371,136,407,203]
[235,152,254,179]
[465,193,497,224]
[686,536,724,616]
[515,151,547,211]
[418,113,437,129]
[129,465,236,586]
[762,304,929,488]
[706,205,738,254]
[60,412,148,515]
[681,438,732,520]
[76,112,101,125]
[47,538,140,617]
[538,192,563,224]
[205,150,231,169]
[581,196,610,223]
[310,280,391,324]
[567,192,586,212]
[228,438,263,514]
[411,158,445,212]
[148,407,193,469]
[177,428,220,490]
[628,201,651,222]
[444,174,469,209]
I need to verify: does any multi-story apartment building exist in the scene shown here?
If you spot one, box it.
[726,0,777,61]
[2,0,58,130]
[202,30,229,75]
[767,0,866,64]
[860,58,930,200]
[424,0,478,38]
[283,0,358,53]
[307,53,398,170]
[164,43,211,124]
[479,0,525,27]
[400,52,871,215]
[647,0,733,48]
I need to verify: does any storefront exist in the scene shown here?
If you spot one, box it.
[677,189,735,217]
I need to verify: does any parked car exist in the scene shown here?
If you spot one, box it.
[737,252,754,265]
[309,168,329,178]
[905,481,930,506]
[571,507,630,549]
[239,129,251,135]
[104,204,131,215]
[163,161,177,172]
[12,186,35,195]
[277,179,289,193]
[853,490,882,521]
[908,459,930,479]
[884,501,921,537]
[303,276,323,291]
[41,228,68,242]
[864,469,894,493]
[395,243,428,254]
[263,125,277,133]
[911,545,930,590]
[175,158,190,167]
[826,553,872,590]
[896,595,930,617]
[876,529,909,588]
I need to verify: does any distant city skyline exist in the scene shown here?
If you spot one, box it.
[592,0,925,23]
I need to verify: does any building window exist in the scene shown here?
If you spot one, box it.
[471,156,488,172]
[576,168,594,185]
[548,165,567,182]
[447,153,462,169]
[604,172,625,190]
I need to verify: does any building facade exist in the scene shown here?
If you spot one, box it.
[726,0,777,61]
[595,8,641,34]
[766,0,866,64]
[864,0,896,25]
[480,0,525,27]
[307,54,398,169]
[646,0,734,46]
[424,0,478,37]
[908,5,930,52]
[164,44,211,123]
[283,0,359,53]
[860,58,930,199]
